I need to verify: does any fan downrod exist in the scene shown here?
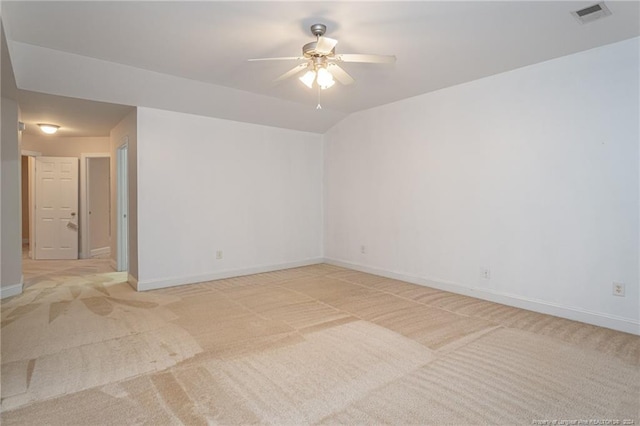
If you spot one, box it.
[310,23,326,37]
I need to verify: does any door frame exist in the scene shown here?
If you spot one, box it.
[80,152,110,259]
[21,150,41,259]
[116,140,129,272]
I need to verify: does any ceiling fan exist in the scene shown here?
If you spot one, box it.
[249,23,396,91]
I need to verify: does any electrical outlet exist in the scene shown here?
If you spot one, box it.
[216,250,223,260]
[480,267,491,280]
[612,282,625,297]
[360,245,366,254]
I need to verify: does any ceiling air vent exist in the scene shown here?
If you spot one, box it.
[572,2,612,24]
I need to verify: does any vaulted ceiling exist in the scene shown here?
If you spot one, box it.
[2,1,639,134]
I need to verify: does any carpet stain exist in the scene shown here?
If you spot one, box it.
[31,288,56,303]
[48,301,71,324]
[88,283,110,296]
[25,360,36,390]
[80,297,113,316]
[69,287,82,299]
[2,304,43,329]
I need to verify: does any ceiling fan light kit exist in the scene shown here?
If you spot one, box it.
[249,23,396,93]
[304,66,335,90]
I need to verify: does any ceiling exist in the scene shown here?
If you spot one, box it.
[2,1,639,134]
[17,90,133,138]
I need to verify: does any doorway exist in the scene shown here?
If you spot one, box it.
[116,140,129,272]
[21,156,30,251]
[21,151,112,289]
[20,150,40,258]
[80,153,111,259]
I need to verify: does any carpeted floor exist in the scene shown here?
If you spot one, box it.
[1,261,638,425]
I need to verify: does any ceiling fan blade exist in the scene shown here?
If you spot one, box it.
[315,36,338,55]
[333,54,396,64]
[327,63,354,85]
[274,63,309,82]
[248,57,304,62]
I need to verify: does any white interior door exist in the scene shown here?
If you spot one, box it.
[35,156,79,259]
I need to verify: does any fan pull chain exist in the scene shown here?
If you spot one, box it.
[316,85,322,110]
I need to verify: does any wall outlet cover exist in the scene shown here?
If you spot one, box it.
[612,282,625,297]
[480,267,491,280]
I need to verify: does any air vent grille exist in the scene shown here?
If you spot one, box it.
[572,2,612,24]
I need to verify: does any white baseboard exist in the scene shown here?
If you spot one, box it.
[325,258,640,336]
[135,257,325,292]
[127,274,139,291]
[1,281,24,299]
[90,247,111,257]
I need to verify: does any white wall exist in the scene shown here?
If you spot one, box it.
[1,19,23,298]
[1,97,23,297]
[136,107,323,289]
[324,38,639,334]
[21,135,109,156]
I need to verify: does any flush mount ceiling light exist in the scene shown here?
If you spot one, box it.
[249,23,396,92]
[38,123,60,134]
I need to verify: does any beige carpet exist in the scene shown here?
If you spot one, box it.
[1,262,638,425]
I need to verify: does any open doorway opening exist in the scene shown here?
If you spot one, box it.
[20,150,40,258]
[116,139,129,272]
[14,91,134,293]
[20,149,117,289]
[21,155,29,253]
[80,153,111,259]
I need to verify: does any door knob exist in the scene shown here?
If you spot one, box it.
[71,212,76,216]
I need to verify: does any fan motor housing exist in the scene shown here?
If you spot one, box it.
[303,41,335,58]
[310,23,327,37]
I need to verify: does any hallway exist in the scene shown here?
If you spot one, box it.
[21,245,120,291]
